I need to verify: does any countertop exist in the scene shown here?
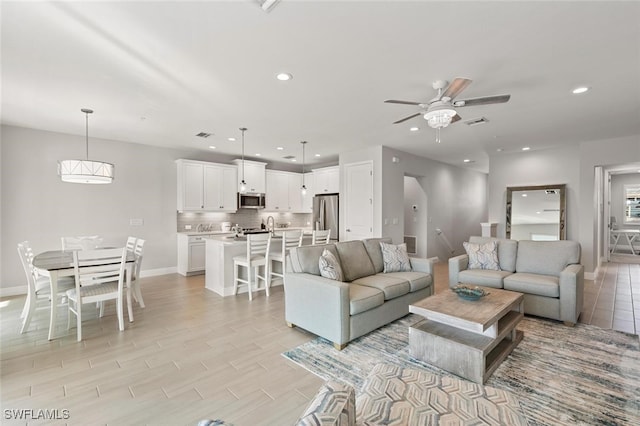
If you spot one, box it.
[178,231,234,236]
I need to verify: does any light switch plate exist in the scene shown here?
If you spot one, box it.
[130,218,144,226]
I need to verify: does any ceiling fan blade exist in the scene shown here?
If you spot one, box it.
[384,99,422,106]
[441,78,472,100]
[454,94,511,107]
[393,112,421,124]
[451,114,462,124]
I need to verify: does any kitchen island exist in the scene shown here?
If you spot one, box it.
[204,229,312,297]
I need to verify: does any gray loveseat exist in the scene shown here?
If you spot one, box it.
[449,236,584,325]
[285,238,433,350]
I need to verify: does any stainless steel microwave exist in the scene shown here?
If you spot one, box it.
[238,192,265,209]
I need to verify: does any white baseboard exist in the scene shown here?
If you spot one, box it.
[0,285,27,297]
[140,267,177,278]
[208,281,283,298]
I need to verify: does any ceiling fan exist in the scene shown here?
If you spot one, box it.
[385,78,510,140]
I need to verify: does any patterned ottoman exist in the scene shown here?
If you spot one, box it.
[356,364,528,425]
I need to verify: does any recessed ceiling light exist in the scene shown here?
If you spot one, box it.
[522,194,528,197]
[463,159,471,163]
[228,137,236,142]
[276,147,284,150]
[276,72,293,81]
[209,146,216,149]
[315,154,321,157]
[496,148,503,152]
[255,153,261,156]
[572,86,589,94]
[522,147,531,151]
[410,127,419,132]
[536,211,541,214]
[291,158,297,162]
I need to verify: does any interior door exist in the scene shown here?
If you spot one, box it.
[344,161,373,241]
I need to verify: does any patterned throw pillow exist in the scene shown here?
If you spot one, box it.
[319,249,344,281]
[380,242,412,273]
[463,241,500,270]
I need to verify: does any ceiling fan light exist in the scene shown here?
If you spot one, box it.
[423,107,456,129]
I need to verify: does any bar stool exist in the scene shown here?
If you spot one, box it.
[268,230,303,287]
[312,229,331,245]
[233,233,271,301]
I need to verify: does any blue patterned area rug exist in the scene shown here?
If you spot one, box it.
[282,314,640,425]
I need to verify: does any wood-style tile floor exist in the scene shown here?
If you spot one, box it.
[1,261,637,425]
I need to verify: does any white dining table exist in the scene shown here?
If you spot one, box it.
[32,250,136,340]
[610,229,640,255]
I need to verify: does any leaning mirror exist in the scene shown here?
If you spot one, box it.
[506,184,566,240]
[623,184,640,224]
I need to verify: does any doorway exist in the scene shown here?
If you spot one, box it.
[403,175,427,258]
[600,164,640,265]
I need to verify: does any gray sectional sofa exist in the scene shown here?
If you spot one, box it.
[284,238,434,350]
[449,236,584,325]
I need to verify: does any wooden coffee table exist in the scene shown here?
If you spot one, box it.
[409,286,524,384]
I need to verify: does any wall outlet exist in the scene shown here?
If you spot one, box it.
[392,217,399,225]
[185,224,192,230]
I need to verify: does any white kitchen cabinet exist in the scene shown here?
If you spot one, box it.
[265,170,289,211]
[313,166,339,194]
[301,172,314,212]
[232,159,266,193]
[176,159,237,212]
[177,234,207,276]
[204,165,237,211]
[265,171,307,212]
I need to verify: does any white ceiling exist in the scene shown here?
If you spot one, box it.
[2,1,639,173]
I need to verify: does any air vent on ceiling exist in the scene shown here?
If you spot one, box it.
[545,189,558,195]
[543,209,560,212]
[282,155,296,160]
[464,117,489,126]
[195,132,212,138]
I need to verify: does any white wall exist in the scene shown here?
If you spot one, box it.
[340,145,487,262]
[488,144,581,241]
[1,125,253,293]
[488,135,640,274]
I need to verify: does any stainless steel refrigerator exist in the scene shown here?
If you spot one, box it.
[313,194,339,242]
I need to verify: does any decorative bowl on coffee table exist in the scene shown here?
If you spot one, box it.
[451,285,489,301]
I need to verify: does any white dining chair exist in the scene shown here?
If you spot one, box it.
[131,238,146,308]
[312,229,331,245]
[17,241,75,334]
[61,235,103,251]
[233,233,271,301]
[268,230,303,288]
[125,236,137,252]
[66,247,127,342]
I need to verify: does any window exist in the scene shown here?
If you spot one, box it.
[623,184,640,224]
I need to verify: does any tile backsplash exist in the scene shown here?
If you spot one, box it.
[177,210,312,232]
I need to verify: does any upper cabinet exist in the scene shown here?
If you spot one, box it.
[313,166,339,194]
[301,172,314,212]
[176,159,237,212]
[231,159,267,193]
[265,170,307,213]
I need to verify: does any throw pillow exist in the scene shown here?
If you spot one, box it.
[380,242,412,273]
[463,241,500,270]
[319,249,344,281]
